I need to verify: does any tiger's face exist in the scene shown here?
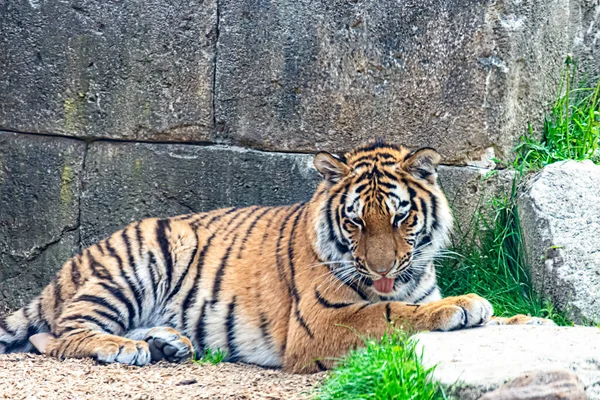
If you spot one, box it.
[313,142,453,296]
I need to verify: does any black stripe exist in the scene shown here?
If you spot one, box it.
[147,252,159,302]
[70,332,98,355]
[236,207,274,258]
[122,228,145,297]
[211,233,239,305]
[419,198,429,232]
[73,294,122,317]
[0,316,16,336]
[406,179,439,230]
[315,360,327,371]
[53,277,63,311]
[194,301,208,354]
[69,259,82,288]
[98,282,135,329]
[156,219,173,292]
[181,234,215,332]
[275,204,304,292]
[258,207,287,250]
[315,288,353,309]
[222,206,260,238]
[413,285,437,304]
[88,253,112,280]
[95,309,127,333]
[385,303,392,322]
[287,206,313,339]
[225,297,239,362]
[182,208,239,331]
[105,239,143,317]
[61,314,115,335]
[353,161,374,170]
[355,303,370,313]
[324,193,350,255]
[258,312,271,342]
[165,230,199,304]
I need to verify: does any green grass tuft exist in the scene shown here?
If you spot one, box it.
[514,56,600,171]
[315,330,448,400]
[192,348,227,365]
[437,179,572,326]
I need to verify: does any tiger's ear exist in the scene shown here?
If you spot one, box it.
[314,152,349,184]
[402,147,441,185]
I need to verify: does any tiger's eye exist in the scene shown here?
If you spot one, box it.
[393,212,408,227]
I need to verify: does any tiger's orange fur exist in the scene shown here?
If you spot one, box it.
[0,141,553,373]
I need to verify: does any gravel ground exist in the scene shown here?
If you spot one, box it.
[0,354,325,399]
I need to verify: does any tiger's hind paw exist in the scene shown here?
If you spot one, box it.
[486,315,557,326]
[95,339,151,366]
[145,327,194,363]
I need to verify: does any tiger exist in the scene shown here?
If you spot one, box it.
[0,141,553,373]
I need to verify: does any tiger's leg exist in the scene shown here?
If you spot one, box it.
[486,315,557,326]
[45,289,152,366]
[125,327,194,362]
[284,293,493,373]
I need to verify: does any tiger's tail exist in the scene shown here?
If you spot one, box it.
[0,296,49,354]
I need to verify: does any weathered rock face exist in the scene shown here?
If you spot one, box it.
[2,0,597,161]
[518,161,600,324]
[214,0,572,161]
[414,325,600,400]
[480,370,587,400]
[80,142,320,247]
[0,0,216,142]
[0,132,84,312]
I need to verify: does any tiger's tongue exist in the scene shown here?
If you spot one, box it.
[373,277,394,293]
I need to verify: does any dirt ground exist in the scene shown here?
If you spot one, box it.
[0,354,325,399]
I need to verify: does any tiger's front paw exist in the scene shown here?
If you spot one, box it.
[416,294,494,331]
[485,315,557,326]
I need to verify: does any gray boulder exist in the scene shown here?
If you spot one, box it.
[480,370,587,400]
[518,161,600,324]
[414,325,600,399]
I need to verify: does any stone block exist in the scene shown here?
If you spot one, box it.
[0,132,85,312]
[214,0,571,162]
[414,325,600,399]
[80,142,320,247]
[438,166,515,235]
[518,160,600,324]
[0,0,215,141]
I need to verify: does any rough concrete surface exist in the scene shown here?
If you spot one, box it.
[518,160,600,324]
[0,0,216,142]
[414,325,600,400]
[0,132,85,312]
[0,353,323,399]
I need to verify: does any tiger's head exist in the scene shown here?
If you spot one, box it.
[311,141,453,297]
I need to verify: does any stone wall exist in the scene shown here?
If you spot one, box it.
[0,0,598,310]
